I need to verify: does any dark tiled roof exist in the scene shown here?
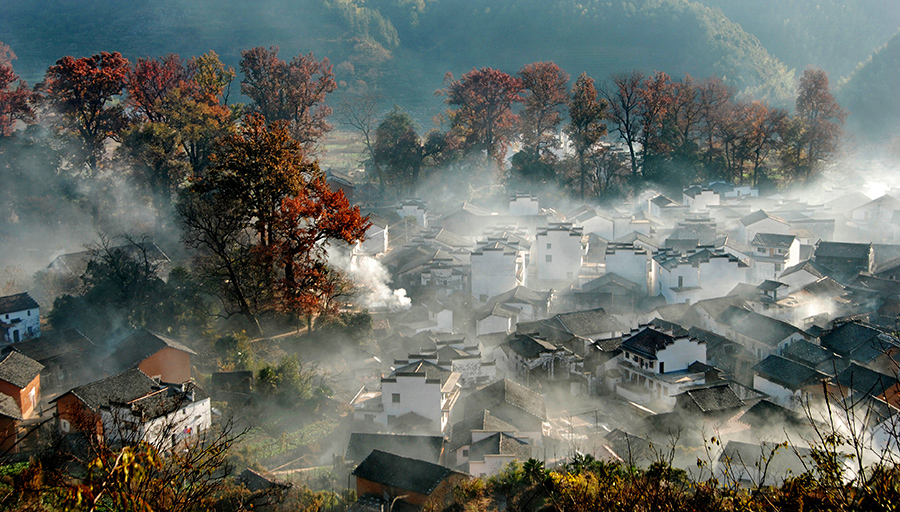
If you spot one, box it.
[352,450,463,495]
[448,410,518,450]
[389,360,453,384]
[835,363,898,398]
[647,318,690,337]
[757,280,788,292]
[0,351,43,388]
[12,329,94,362]
[0,394,22,420]
[465,379,546,421]
[739,400,809,430]
[0,293,39,314]
[507,334,560,359]
[815,242,872,259]
[677,384,743,413]
[555,308,627,336]
[650,195,681,207]
[820,322,900,364]
[780,260,829,279]
[468,432,531,462]
[125,381,208,419]
[717,306,802,347]
[621,327,678,360]
[102,329,196,374]
[58,368,157,412]
[345,433,444,464]
[781,340,836,368]
[751,233,795,248]
[753,355,826,390]
[740,210,787,226]
[581,273,643,294]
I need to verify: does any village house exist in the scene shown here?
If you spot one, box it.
[357,214,389,255]
[650,248,749,304]
[465,431,532,476]
[0,395,23,453]
[495,333,584,390]
[614,324,708,410]
[0,351,43,419]
[738,210,790,245]
[53,368,159,436]
[10,329,95,393]
[0,292,40,344]
[749,233,800,283]
[751,355,828,409]
[778,259,831,288]
[396,199,429,228]
[682,186,721,211]
[509,192,540,216]
[567,205,615,240]
[605,243,651,294]
[849,194,900,233]
[101,328,196,384]
[814,241,874,279]
[819,321,900,374]
[351,450,468,510]
[102,381,211,451]
[645,195,686,221]
[534,223,584,284]
[351,359,461,435]
[714,306,808,359]
[470,237,528,303]
[460,379,548,450]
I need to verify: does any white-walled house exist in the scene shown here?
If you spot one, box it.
[567,206,615,240]
[749,233,800,284]
[778,260,829,289]
[471,238,526,303]
[615,324,707,409]
[751,355,827,410]
[101,382,211,451]
[397,200,429,228]
[682,186,721,212]
[715,306,808,360]
[509,193,540,216]
[739,210,790,245]
[535,223,584,283]
[358,215,389,255]
[0,293,40,344]
[650,249,749,304]
[605,243,650,294]
[351,360,461,434]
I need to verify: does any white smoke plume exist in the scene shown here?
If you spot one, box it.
[331,249,411,310]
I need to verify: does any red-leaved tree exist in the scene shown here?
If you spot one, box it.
[41,51,130,171]
[0,42,33,136]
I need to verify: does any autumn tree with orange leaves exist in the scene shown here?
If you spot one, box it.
[443,67,523,168]
[239,46,337,153]
[40,51,130,172]
[0,42,33,137]
[182,114,368,334]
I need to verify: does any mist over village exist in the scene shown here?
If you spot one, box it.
[4,1,900,510]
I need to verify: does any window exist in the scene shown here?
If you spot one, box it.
[546,243,552,249]
[60,419,70,433]
[677,276,683,287]
[392,393,400,403]
[462,448,469,457]
[775,263,782,272]
[545,255,552,263]
[659,362,665,374]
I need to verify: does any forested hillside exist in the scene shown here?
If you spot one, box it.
[1,0,794,116]
[697,0,900,81]
[838,30,900,141]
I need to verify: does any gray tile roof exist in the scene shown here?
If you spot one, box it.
[676,383,743,413]
[0,395,22,420]
[820,322,900,363]
[352,450,463,495]
[468,432,531,463]
[753,355,827,390]
[0,293,38,315]
[448,410,518,450]
[717,306,802,347]
[815,241,872,260]
[58,368,157,412]
[740,210,787,227]
[506,334,560,359]
[835,363,898,399]
[12,329,94,362]
[465,379,546,421]
[0,351,43,388]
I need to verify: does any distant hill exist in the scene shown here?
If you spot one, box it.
[837,30,900,141]
[696,0,900,81]
[0,0,793,117]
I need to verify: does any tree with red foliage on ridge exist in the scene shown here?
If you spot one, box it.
[443,67,523,168]
[794,67,847,180]
[518,61,570,156]
[566,72,608,201]
[183,113,369,334]
[637,71,676,179]
[126,53,193,123]
[269,177,370,330]
[239,46,336,153]
[40,51,130,172]
[0,42,33,137]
